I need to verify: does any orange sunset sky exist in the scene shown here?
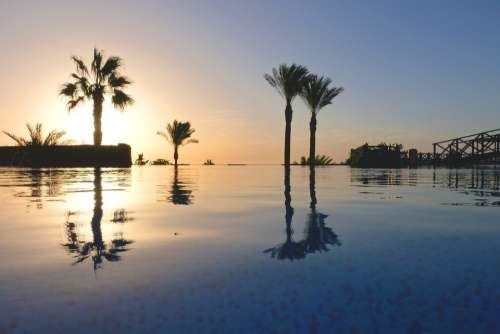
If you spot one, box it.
[1,1,499,163]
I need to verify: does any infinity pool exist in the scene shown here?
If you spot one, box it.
[0,166,499,333]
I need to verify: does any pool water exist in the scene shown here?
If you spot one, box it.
[0,166,499,333]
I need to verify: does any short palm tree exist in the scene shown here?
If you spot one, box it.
[264,64,309,166]
[59,48,134,146]
[157,120,198,167]
[300,155,334,166]
[300,75,343,166]
[3,123,69,146]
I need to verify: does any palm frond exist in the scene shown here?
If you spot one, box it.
[67,96,85,110]
[182,138,199,145]
[300,155,334,166]
[108,73,131,88]
[320,86,343,110]
[263,73,277,89]
[59,83,78,98]
[101,56,121,77]
[112,89,134,110]
[43,130,67,146]
[76,76,91,97]
[264,64,309,101]
[27,123,43,146]
[71,56,89,76]
[157,131,170,142]
[2,131,27,146]
[300,74,343,114]
[91,48,103,80]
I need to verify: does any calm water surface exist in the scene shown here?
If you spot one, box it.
[0,166,499,333]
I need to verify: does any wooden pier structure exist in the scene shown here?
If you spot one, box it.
[432,128,500,166]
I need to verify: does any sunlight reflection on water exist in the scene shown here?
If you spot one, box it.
[0,166,499,333]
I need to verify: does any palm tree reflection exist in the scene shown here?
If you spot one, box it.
[264,166,306,260]
[168,167,193,205]
[302,167,341,254]
[61,168,133,271]
[264,166,340,261]
[19,169,64,209]
[29,169,43,209]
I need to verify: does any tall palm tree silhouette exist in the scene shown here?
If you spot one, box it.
[157,120,198,167]
[264,64,309,166]
[300,75,343,166]
[302,167,341,254]
[59,48,134,146]
[61,168,133,271]
[264,166,305,260]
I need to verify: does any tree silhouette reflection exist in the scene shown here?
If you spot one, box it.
[264,166,340,261]
[302,167,341,254]
[264,166,306,260]
[168,166,194,205]
[17,169,65,209]
[61,168,133,271]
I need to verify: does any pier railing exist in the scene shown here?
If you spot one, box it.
[433,128,500,165]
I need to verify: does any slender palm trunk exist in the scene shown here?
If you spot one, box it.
[309,165,317,210]
[174,145,179,167]
[309,112,317,167]
[284,101,293,166]
[93,96,103,146]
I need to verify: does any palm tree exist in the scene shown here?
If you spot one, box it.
[3,123,69,146]
[157,120,198,167]
[300,155,334,166]
[264,64,309,166]
[300,75,343,166]
[59,48,134,146]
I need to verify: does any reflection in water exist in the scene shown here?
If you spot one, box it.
[15,169,65,209]
[303,167,341,254]
[110,209,134,223]
[264,166,340,260]
[61,168,134,271]
[264,166,305,260]
[159,167,194,205]
[439,168,500,206]
[351,167,500,206]
[351,169,404,187]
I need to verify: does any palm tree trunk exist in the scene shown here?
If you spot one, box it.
[309,112,317,167]
[284,101,293,166]
[93,97,103,146]
[174,145,179,167]
[309,165,317,210]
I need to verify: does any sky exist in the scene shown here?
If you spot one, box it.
[1,0,499,163]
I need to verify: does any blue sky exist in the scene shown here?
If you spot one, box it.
[1,0,499,162]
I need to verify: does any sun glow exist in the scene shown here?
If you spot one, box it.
[64,100,130,145]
